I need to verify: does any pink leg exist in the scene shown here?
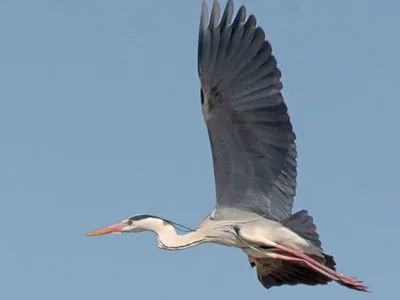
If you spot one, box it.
[270,253,342,282]
[270,253,368,292]
[271,244,369,292]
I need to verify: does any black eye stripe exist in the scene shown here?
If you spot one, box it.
[128,214,156,222]
[126,215,193,233]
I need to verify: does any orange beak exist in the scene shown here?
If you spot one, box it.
[86,222,125,236]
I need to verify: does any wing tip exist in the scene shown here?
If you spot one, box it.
[200,0,245,30]
[200,1,209,31]
[209,0,221,28]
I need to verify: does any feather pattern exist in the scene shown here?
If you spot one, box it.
[248,254,336,289]
[198,0,297,221]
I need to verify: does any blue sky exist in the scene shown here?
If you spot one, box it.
[1,1,398,299]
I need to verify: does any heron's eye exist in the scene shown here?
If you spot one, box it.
[127,219,133,225]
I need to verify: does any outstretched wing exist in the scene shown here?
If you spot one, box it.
[198,0,297,221]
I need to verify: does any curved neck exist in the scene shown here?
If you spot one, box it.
[142,218,207,250]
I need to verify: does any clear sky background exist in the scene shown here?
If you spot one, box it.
[1,1,399,299]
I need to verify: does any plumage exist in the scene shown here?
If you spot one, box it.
[248,254,336,289]
[86,0,369,293]
[198,0,297,221]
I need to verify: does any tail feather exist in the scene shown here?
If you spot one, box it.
[248,210,339,289]
[280,210,322,248]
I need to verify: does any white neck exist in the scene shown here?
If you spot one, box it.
[140,218,207,250]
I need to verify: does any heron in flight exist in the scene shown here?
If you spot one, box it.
[87,0,369,292]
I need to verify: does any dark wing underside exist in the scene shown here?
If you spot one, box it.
[248,255,336,289]
[198,0,297,221]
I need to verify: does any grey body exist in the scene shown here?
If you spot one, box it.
[194,209,322,257]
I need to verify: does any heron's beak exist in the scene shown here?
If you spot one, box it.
[86,222,125,236]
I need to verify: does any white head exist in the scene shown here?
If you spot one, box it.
[86,214,166,236]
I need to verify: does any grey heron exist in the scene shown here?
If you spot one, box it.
[86,0,369,292]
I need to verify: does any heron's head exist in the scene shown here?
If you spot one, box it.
[85,214,163,236]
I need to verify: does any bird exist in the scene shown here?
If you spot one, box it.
[86,0,369,292]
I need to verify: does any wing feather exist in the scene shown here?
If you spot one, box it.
[198,0,297,220]
[248,255,335,289]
